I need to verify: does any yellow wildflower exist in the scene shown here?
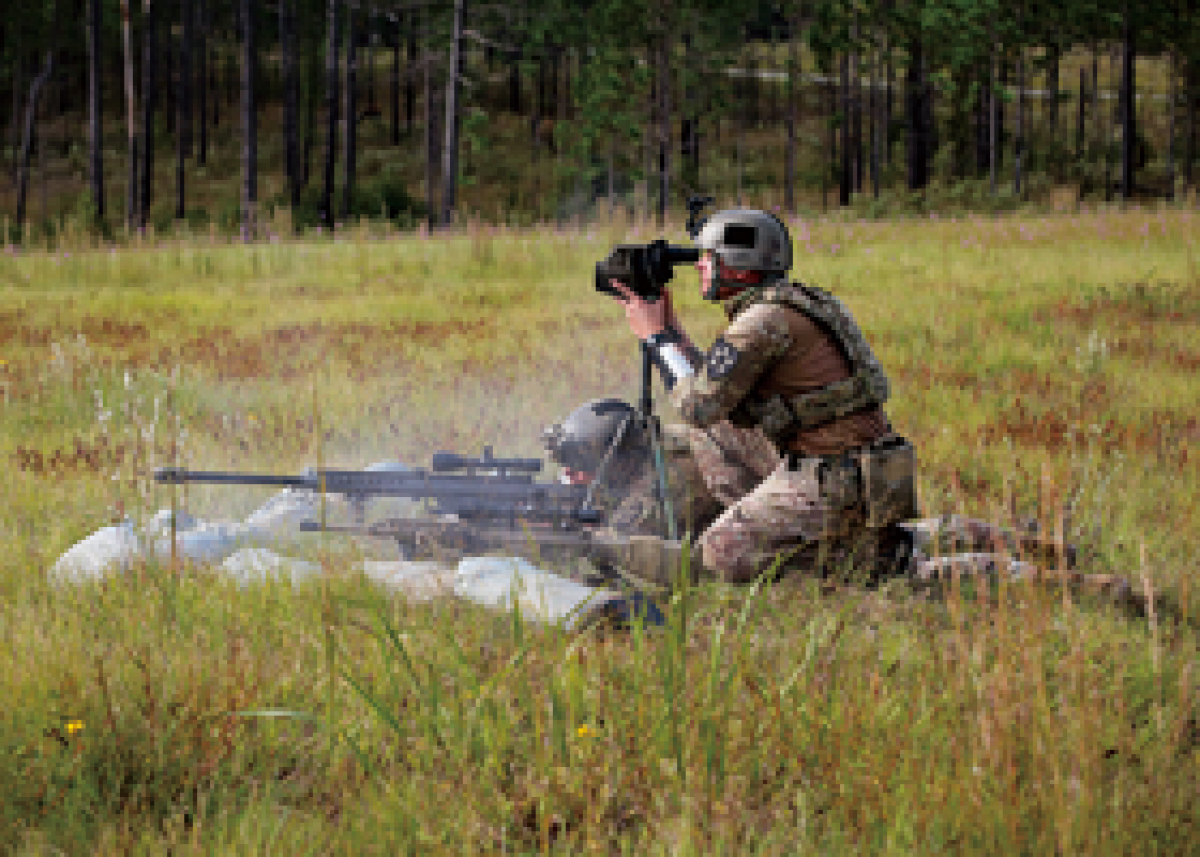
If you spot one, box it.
[576,724,595,738]
[66,720,84,735]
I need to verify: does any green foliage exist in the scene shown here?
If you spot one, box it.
[269,169,428,232]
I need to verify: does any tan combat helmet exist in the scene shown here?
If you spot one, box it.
[694,208,792,299]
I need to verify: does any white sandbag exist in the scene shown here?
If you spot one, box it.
[220,548,322,587]
[50,519,144,584]
[452,556,661,630]
[143,508,200,539]
[360,560,456,602]
[151,520,274,565]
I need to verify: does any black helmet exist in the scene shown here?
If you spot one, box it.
[542,398,645,473]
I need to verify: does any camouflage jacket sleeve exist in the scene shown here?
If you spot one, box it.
[669,302,794,428]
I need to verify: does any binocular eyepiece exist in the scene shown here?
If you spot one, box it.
[593,194,714,303]
[594,240,699,302]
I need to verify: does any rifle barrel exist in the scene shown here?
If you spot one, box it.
[153,467,312,488]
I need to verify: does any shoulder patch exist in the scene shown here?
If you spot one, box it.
[705,337,741,380]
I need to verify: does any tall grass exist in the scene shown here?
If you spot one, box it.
[0,207,1195,852]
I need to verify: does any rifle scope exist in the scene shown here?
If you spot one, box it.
[430,446,543,475]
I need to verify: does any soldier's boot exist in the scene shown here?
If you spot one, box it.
[900,515,1078,568]
[910,552,1142,611]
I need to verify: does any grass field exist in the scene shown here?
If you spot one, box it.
[0,205,1196,852]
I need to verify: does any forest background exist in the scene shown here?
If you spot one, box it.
[3,0,1200,240]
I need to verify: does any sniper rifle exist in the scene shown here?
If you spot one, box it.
[153,447,687,582]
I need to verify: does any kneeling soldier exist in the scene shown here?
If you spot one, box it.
[609,208,918,584]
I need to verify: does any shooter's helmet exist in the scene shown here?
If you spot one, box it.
[694,208,792,300]
[542,398,646,474]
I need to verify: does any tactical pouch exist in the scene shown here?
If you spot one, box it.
[853,436,918,528]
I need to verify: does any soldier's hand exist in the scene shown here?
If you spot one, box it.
[610,279,671,340]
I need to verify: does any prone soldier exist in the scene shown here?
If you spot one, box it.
[542,398,780,541]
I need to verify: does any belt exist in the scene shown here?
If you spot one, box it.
[784,432,900,470]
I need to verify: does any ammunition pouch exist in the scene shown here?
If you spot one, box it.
[740,369,891,443]
[852,435,918,528]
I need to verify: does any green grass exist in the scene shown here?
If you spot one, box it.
[0,207,1196,852]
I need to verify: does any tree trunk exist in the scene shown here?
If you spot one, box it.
[406,19,416,130]
[211,41,220,128]
[1120,7,1135,201]
[1104,47,1115,201]
[139,0,156,228]
[884,43,893,168]
[680,30,699,196]
[548,45,559,121]
[784,19,798,213]
[989,38,998,197]
[871,48,881,198]
[424,46,440,228]
[15,51,53,227]
[647,60,657,215]
[1076,67,1085,159]
[852,45,862,194]
[1167,51,1176,200]
[840,52,851,205]
[441,0,464,227]
[976,68,989,176]
[906,38,927,191]
[390,13,400,144]
[657,34,670,228]
[176,0,187,222]
[1091,48,1099,150]
[1047,43,1060,140]
[1015,49,1024,196]
[531,45,545,150]
[180,0,192,159]
[996,57,1007,172]
[823,68,834,209]
[240,0,256,239]
[1185,59,1196,191]
[87,0,105,220]
[343,0,357,221]
[366,5,377,113]
[281,0,299,210]
[564,46,573,121]
[8,52,22,181]
[507,46,521,114]
[120,0,137,225]
[164,6,175,135]
[321,0,340,228]
[197,0,207,164]
[303,47,317,186]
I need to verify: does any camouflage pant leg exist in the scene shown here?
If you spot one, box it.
[697,457,875,584]
[672,420,781,509]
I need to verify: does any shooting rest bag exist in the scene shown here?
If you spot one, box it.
[726,283,891,443]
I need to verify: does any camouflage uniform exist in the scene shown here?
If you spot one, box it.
[600,420,779,540]
[666,281,917,583]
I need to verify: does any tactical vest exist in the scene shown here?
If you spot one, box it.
[724,282,891,442]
